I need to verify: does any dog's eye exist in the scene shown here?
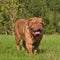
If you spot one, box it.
[32,22,35,24]
[38,23,44,27]
[30,28,33,30]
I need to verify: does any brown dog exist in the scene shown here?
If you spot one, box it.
[14,17,44,55]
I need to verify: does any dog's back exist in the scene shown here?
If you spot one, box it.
[14,19,27,38]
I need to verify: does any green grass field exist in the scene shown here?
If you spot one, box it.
[0,35,60,60]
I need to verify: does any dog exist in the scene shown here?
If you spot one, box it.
[14,17,44,55]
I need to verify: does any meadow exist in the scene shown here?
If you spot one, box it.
[0,35,60,60]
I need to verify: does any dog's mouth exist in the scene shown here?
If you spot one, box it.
[32,29,42,36]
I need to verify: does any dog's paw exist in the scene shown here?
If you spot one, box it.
[22,46,25,50]
[34,50,37,55]
[29,53,33,56]
[16,45,20,50]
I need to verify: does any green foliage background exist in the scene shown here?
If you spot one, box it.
[0,0,60,34]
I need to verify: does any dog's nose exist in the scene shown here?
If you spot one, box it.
[38,29,41,31]
[38,25,43,30]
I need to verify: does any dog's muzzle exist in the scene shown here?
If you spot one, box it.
[32,29,42,36]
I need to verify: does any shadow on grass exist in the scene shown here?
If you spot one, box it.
[37,49,46,54]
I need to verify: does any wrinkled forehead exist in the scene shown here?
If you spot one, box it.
[29,17,43,23]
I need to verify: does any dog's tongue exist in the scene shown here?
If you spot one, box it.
[33,31,40,35]
[35,32,40,35]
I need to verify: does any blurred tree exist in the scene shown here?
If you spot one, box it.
[0,0,19,35]
[0,0,60,34]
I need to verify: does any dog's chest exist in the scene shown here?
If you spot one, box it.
[33,35,43,42]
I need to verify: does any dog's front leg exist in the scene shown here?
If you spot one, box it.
[34,41,40,55]
[26,42,33,56]
[24,27,33,55]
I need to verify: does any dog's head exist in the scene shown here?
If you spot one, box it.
[28,17,44,36]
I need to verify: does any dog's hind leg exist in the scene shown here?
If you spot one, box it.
[15,34,21,50]
[22,40,26,50]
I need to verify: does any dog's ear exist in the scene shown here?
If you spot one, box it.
[25,18,33,30]
[41,18,45,25]
[28,17,37,26]
[28,18,33,26]
[28,18,33,22]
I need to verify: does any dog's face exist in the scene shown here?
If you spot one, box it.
[28,17,44,36]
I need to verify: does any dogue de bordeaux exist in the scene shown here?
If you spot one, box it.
[14,17,44,55]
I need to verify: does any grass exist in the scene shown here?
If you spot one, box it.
[0,35,60,60]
